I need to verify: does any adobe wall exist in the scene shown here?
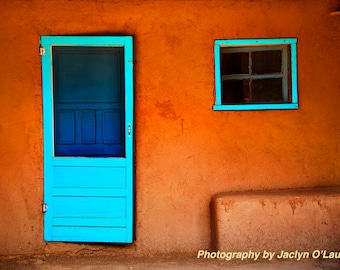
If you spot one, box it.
[0,0,339,256]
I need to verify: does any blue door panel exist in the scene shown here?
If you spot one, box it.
[53,197,126,218]
[53,166,126,188]
[55,110,75,144]
[54,107,124,156]
[82,110,96,144]
[103,110,121,143]
[53,188,127,197]
[53,218,127,227]
[52,227,128,243]
[41,36,134,243]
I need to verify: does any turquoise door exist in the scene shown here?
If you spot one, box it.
[41,36,134,243]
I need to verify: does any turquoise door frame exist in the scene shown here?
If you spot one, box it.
[41,36,134,243]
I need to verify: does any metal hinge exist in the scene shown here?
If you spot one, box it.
[39,46,45,56]
[42,203,48,213]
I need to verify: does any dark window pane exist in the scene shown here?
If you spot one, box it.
[53,46,125,157]
[221,52,249,75]
[222,80,250,104]
[252,50,282,74]
[251,78,283,102]
[53,46,123,103]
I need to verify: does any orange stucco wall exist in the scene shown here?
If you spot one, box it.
[0,0,339,256]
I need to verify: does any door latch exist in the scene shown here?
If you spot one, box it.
[128,124,131,136]
[42,203,48,213]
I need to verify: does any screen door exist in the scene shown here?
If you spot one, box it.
[41,36,134,243]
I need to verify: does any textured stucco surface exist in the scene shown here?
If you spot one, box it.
[211,187,340,252]
[0,0,339,256]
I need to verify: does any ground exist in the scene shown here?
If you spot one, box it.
[0,253,339,270]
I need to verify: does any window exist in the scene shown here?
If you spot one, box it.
[213,38,298,110]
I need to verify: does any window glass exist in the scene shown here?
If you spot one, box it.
[251,78,283,102]
[53,46,125,157]
[221,52,249,75]
[252,50,282,74]
[222,79,250,104]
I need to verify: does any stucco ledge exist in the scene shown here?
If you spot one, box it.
[210,187,340,253]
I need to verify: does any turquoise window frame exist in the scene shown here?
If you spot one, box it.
[213,38,298,111]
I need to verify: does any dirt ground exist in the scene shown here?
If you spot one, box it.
[0,253,340,270]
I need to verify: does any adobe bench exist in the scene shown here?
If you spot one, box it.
[210,187,340,252]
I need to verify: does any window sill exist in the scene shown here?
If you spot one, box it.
[330,11,340,16]
[213,103,298,111]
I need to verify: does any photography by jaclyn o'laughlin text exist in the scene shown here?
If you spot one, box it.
[197,249,340,261]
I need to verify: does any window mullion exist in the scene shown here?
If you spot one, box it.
[249,52,252,102]
[222,74,284,80]
[282,47,288,102]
